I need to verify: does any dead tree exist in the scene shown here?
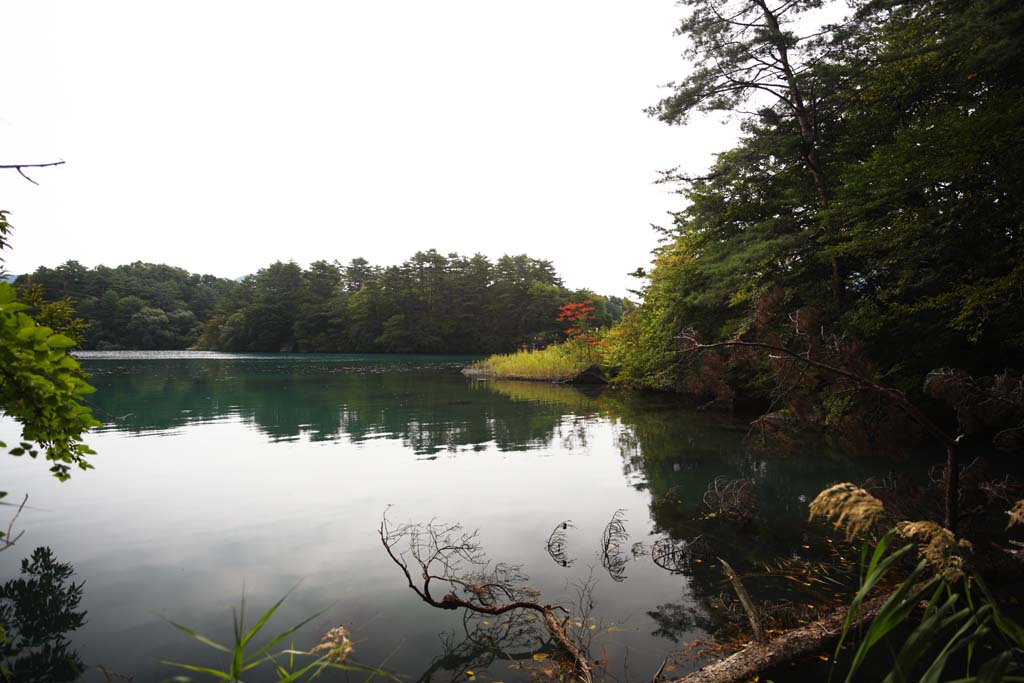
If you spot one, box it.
[379,511,595,683]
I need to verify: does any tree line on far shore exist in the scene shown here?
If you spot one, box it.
[16,252,629,354]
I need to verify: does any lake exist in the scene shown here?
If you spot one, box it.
[0,352,903,681]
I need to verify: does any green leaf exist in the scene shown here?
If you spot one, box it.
[46,333,76,348]
[834,532,914,665]
[160,662,234,681]
[975,650,1014,683]
[164,620,233,655]
[842,558,936,683]
[244,609,326,665]
[240,591,291,648]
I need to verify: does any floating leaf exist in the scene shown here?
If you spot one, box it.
[532,653,549,662]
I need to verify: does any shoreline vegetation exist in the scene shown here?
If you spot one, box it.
[464,339,607,384]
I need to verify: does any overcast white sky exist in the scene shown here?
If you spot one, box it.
[0,1,741,298]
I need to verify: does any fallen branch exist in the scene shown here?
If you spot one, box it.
[718,558,765,644]
[666,589,894,683]
[379,511,594,683]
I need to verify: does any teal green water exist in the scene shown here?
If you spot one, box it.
[0,352,906,681]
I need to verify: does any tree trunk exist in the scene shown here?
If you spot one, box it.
[945,440,959,532]
[666,590,893,683]
[751,0,844,305]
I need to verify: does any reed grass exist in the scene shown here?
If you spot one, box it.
[162,590,395,682]
[470,341,600,381]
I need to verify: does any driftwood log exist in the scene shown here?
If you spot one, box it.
[666,590,892,683]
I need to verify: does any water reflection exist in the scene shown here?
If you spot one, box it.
[81,352,880,586]
[83,355,584,453]
[82,353,876,567]
[27,352,906,680]
[0,547,86,682]
[415,611,552,683]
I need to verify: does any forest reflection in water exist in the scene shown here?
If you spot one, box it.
[0,353,910,681]
[0,547,86,681]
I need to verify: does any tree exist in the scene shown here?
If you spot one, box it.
[0,547,87,682]
[611,0,1024,402]
[0,216,98,481]
[651,0,847,302]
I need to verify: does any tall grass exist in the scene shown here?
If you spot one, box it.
[832,530,1024,682]
[470,340,602,381]
[162,591,395,682]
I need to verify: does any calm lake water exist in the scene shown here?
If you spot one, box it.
[0,352,905,681]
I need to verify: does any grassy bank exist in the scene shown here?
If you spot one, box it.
[469,341,602,381]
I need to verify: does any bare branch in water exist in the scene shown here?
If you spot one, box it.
[601,509,629,583]
[651,537,691,575]
[703,477,758,525]
[379,509,594,683]
[546,520,576,568]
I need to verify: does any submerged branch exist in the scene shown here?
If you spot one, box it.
[379,511,594,683]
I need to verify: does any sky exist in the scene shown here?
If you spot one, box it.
[0,1,742,298]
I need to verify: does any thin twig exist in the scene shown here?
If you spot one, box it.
[1,494,28,551]
[0,160,66,185]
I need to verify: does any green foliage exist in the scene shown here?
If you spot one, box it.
[0,546,87,682]
[648,0,827,125]
[20,260,236,350]
[15,283,89,346]
[0,211,11,273]
[835,531,1024,682]
[614,0,1024,401]
[22,252,626,354]
[163,591,394,682]
[0,282,99,480]
[200,252,621,354]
